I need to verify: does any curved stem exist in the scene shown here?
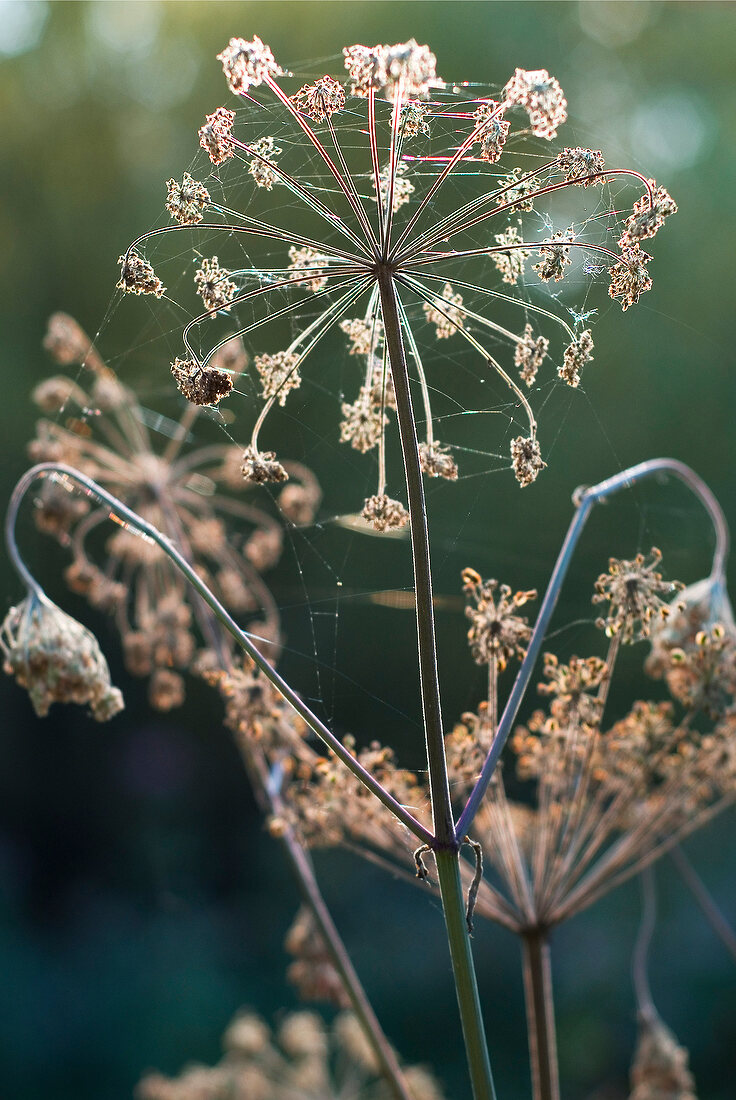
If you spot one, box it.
[521,928,560,1100]
[5,463,433,847]
[632,867,657,1019]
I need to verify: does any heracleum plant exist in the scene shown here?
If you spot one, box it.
[4,33,732,1100]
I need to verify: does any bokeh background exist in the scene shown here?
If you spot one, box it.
[1,2,735,1098]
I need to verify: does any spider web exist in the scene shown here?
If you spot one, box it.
[36,57,709,768]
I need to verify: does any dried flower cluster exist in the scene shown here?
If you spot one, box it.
[113,33,674,515]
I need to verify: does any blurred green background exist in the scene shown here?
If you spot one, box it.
[1,2,735,1098]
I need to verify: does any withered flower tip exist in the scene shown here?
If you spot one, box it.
[1,594,124,721]
[170,357,233,406]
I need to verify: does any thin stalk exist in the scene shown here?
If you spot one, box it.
[377,269,454,846]
[669,846,736,964]
[632,867,657,1019]
[6,463,434,847]
[520,928,560,1100]
[435,849,497,1100]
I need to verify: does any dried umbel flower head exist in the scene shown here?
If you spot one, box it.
[255,350,301,405]
[120,36,675,515]
[462,568,536,671]
[165,173,210,226]
[419,441,458,480]
[117,250,165,297]
[1,593,124,721]
[593,548,684,643]
[241,444,288,484]
[285,906,350,1008]
[361,494,409,532]
[29,316,302,708]
[170,356,233,406]
[510,435,545,487]
[629,1013,697,1100]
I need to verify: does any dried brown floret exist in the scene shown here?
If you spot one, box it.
[339,317,384,357]
[1,594,124,721]
[291,76,345,121]
[285,906,350,1008]
[462,568,536,671]
[503,68,567,139]
[165,173,210,225]
[148,668,185,712]
[244,526,283,572]
[198,106,235,165]
[116,250,165,297]
[248,135,282,190]
[473,100,511,163]
[556,147,605,186]
[533,231,573,283]
[340,387,386,453]
[278,482,321,526]
[194,256,237,313]
[538,653,607,728]
[629,1013,697,1100]
[255,350,301,405]
[170,357,233,406]
[593,548,684,644]
[510,435,545,487]
[361,494,409,532]
[620,178,677,247]
[496,167,541,212]
[423,283,464,338]
[342,44,384,97]
[241,444,288,484]
[43,312,104,370]
[287,245,332,292]
[515,323,549,386]
[344,41,442,102]
[373,161,415,212]
[493,227,531,286]
[419,441,458,480]
[666,625,736,719]
[216,36,283,95]
[609,244,653,311]
[400,100,431,140]
[559,329,594,387]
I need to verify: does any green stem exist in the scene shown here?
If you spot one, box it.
[520,929,560,1100]
[436,850,497,1100]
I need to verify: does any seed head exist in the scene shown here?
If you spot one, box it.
[340,317,384,357]
[559,329,594,388]
[194,256,237,313]
[361,494,409,532]
[423,282,465,339]
[216,36,283,94]
[496,167,541,212]
[629,1013,697,1100]
[255,350,301,405]
[534,231,573,283]
[473,100,511,163]
[593,548,684,643]
[400,100,431,140]
[556,147,605,186]
[1,594,124,721]
[609,244,653,311]
[374,161,415,212]
[291,76,345,121]
[620,178,677,247]
[116,250,165,297]
[503,68,567,139]
[510,435,545,487]
[462,568,536,671]
[419,441,458,480]
[287,245,332,291]
[340,387,387,453]
[515,324,549,387]
[494,226,531,285]
[241,444,289,484]
[170,356,233,406]
[248,135,282,189]
[165,173,210,225]
[198,106,235,165]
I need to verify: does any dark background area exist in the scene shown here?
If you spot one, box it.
[1,2,735,1098]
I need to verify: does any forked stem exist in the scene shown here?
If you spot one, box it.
[521,928,560,1100]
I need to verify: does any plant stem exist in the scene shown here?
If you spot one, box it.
[520,928,560,1100]
[377,267,454,846]
[238,745,413,1100]
[435,850,497,1100]
[379,268,496,1099]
